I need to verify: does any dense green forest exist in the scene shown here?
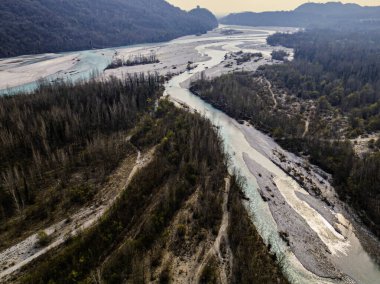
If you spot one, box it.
[17,99,287,284]
[0,0,217,58]
[220,2,380,29]
[0,74,161,248]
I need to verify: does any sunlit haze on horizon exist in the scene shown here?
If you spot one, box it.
[166,0,380,15]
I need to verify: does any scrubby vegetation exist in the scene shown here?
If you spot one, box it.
[271,50,288,61]
[0,0,218,57]
[105,53,160,70]
[18,100,222,283]
[265,30,380,133]
[265,29,380,235]
[18,102,206,283]
[99,100,227,283]
[191,28,380,237]
[0,74,161,248]
[191,73,304,137]
[225,51,263,66]
[36,230,51,247]
[235,52,263,65]
[10,98,289,283]
[200,256,219,283]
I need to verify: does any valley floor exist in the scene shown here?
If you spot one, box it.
[1,25,380,283]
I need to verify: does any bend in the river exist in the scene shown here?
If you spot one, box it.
[1,26,379,284]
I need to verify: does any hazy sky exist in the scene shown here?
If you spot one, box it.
[166,0,380,16]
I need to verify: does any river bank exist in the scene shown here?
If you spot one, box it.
[1,25,379,283]
[184,81,380,283]
[161,29,380,282]
[239,123,380,283]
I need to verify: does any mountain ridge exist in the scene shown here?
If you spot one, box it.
[0,0,218,58]
[220,1,380,28]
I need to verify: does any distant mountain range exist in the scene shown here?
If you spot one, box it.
[0,0,217,58]
[220,2,380,29]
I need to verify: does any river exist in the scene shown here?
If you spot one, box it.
[1,25,379,284]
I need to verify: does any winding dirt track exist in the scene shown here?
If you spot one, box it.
[194,176,233,284]
[0,146,156,282]
[263,77,277,110]
[302,116,310,138]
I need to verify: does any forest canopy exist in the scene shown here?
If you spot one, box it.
[0,0,218,58]
[264,29,380,134]
[191,27,380,236]
[0,74,161,247]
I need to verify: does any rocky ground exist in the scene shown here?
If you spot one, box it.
[239,121,380,283]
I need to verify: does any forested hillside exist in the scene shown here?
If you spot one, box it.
[220,2,380,29]
[0,75,161,249]
[1,81,287,283]
[0,76,288,282]
[0,0,217,58]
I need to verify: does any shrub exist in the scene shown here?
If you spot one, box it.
[176,224,187,238]
[37,231,51,247]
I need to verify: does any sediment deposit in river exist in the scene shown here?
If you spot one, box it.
[1,25,379,284]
